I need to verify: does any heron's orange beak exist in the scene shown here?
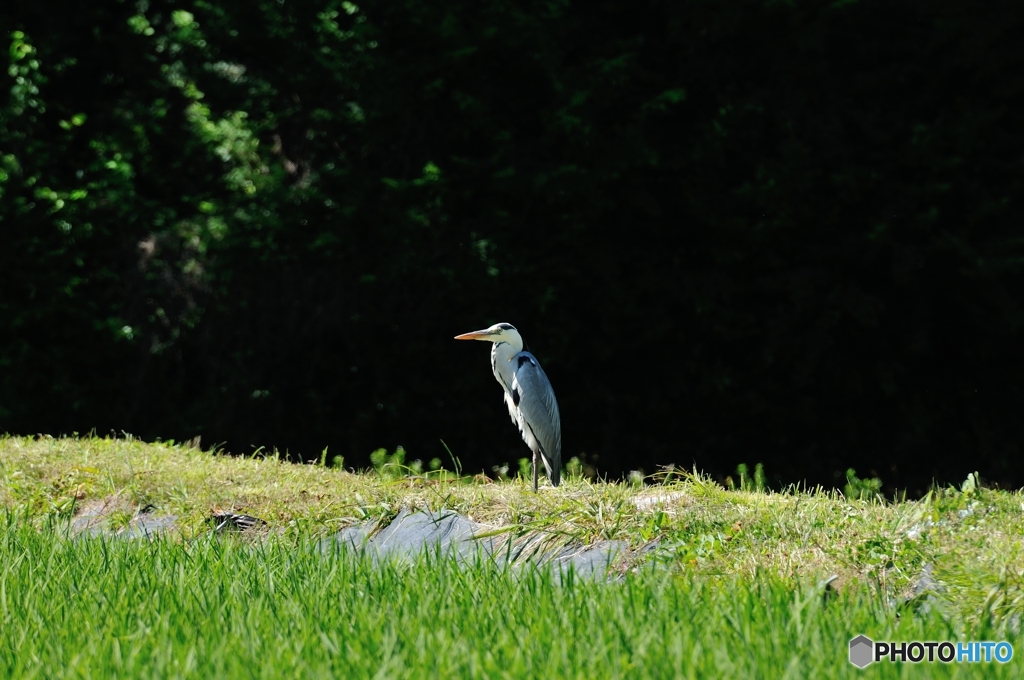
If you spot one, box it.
[454,329,494,341]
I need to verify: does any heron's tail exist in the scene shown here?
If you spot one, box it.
[546,453,560,487]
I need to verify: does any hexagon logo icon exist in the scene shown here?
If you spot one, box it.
[849,635,874,668]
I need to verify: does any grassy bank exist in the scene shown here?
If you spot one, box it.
[1,435,1023,676]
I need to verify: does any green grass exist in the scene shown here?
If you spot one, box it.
[2,435,1024,677]
[0,520,1018,679]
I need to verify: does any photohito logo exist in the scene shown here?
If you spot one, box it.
[849,635,1014,668]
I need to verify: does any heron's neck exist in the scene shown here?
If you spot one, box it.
[491,340,520,364]
[498,330,523,355]
[490,339,520,390]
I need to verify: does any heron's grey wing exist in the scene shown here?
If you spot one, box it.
[510,352,562,485]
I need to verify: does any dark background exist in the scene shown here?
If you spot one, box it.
[2,0,1022,496]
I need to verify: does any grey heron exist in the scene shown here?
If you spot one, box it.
[455,323,561,491]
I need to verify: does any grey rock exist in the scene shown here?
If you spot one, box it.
[68,501,638,579]
[901,563,945,616]
[323,509,630,579]
[322,522,373,551]
[551,540,628,579]
[913,563,941,596]
[120,513,179,539]
[372,508,491,559]
[71,506,177,540]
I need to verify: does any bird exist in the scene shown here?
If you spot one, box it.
[455,323,561,491]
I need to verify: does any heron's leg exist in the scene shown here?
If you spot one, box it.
[532,451,539,492]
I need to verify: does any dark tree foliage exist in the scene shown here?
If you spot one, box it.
[2,0,1022,495]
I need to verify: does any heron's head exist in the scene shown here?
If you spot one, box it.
[454,322,522,348]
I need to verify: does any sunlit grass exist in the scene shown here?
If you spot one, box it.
[2,435,1024,641]
[0,519,1019,678]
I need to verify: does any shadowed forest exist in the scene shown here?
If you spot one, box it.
[2,0,1022,495]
